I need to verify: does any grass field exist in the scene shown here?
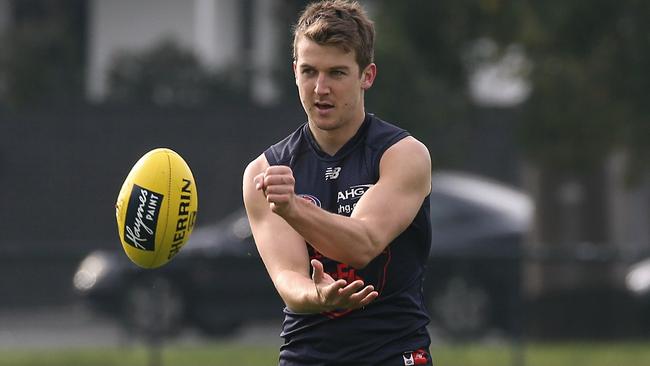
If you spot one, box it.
[2,341,650,366]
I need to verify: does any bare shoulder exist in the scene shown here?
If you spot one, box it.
[242,154,269,206]
[389,135,429,155]
[243,154,269,184]
[379,136,431,192]
[382,136,431,172]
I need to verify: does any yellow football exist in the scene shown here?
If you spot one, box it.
[115,148,198,268]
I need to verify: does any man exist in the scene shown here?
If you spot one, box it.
[242,1,432,364]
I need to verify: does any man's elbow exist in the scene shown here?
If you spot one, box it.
[347,243,382,269]
[348,257,371,270]
[352,228,390,269]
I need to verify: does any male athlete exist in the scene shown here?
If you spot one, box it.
[243,1,433,364]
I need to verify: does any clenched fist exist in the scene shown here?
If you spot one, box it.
[254,165,297,216]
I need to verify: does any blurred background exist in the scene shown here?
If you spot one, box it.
[0,0,649,365]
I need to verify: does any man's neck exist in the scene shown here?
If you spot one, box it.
[309,113,366,156]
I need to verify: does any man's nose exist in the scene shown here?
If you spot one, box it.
[314,73,330,95]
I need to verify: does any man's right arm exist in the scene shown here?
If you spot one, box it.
[242,154,377,313]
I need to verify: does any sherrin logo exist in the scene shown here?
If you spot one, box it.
[168,178,196,260]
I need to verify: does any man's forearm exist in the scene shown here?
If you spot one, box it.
[279,197,379,269]
[274,269,325,313]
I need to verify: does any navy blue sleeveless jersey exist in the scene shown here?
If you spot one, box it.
[264,113,432,366]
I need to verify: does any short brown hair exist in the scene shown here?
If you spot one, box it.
[292,0,375,72]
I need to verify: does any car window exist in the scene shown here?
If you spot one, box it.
[430,193,483,228]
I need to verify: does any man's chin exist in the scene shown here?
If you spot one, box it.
[309,113,339,129]
[310,119,341,131]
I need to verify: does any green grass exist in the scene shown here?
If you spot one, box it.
[2,341,650,366]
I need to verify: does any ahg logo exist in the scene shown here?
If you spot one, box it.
[124,184,164,251]
[325,167,341,180]
[337,184,373,203]
[337,184,373,214]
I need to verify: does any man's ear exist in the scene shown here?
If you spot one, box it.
[361,63,377,90]
[293,61,298,85]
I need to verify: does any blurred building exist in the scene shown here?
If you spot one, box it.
[86,0,282,105]
[0,0,10,94]
[606,152,650,255]
[0,0,8,29]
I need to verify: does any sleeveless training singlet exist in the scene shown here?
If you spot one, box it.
[264,113,432,366]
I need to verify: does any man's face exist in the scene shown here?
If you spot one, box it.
[293,36,375,132]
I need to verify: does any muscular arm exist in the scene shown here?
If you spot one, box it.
[257,136,431,269]
[243,155,378,313]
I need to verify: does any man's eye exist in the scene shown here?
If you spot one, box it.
[331,70,345,77]
[302,69,316,76]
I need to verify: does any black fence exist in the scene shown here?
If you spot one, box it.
[0,240,647,341]
[1,104,648,341]
[0,103,304,244]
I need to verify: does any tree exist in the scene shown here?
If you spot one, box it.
[373,0,649,175]
[372,0,650,247]
[0,0,86,108]
[517,0,649,175]
[105,39,247,107]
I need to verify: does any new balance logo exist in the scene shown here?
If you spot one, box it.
[325,167,341,180]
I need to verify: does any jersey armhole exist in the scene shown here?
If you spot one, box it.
[264,149,278,166]
[373,131,411,179]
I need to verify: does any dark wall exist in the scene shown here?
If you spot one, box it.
[0,103,304,248]
[0,102,304,307]
[0,102,523,308]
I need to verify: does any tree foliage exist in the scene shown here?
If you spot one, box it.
[372,0,649,173]
[0,0,85,108]
[105,39,246,107]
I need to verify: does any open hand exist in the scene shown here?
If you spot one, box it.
[311,259,378,311]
